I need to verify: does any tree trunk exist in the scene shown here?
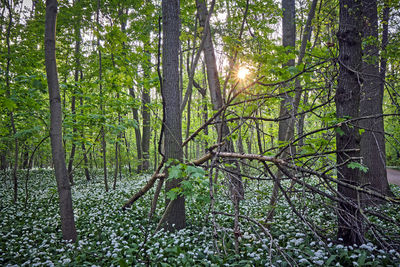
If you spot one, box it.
[45,0,77,242]
[97,0,108,191]
[266,0,296,222]
[336,0,364,245]
[129,88,143,172]
[162,0,185,230]
[359,0,391,202]
[4,0,18,204]
[142,57,151,172]
[196,0,244,201]
[123,132,132,174]
[67,6,81,185]
[278,0,296,157]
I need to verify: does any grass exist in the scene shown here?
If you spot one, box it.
[0,169,399,266]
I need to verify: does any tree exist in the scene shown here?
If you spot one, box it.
[97,0,109,192]
[4,0,19,203]
[359,0,391,201]
[336,0,364,245]
[267,0,296,222]
[196,0,244,200]
[45,0,77,242]
[162,0,185,230]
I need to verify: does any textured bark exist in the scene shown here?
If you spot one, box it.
[141,59,151,172]
[162,0,186,230]
[278,0,296,153]
[336,0,364,245]
[45,0,77,242]
[359,0,391,201]
[4,0,18,203]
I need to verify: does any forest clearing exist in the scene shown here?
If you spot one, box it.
[1,0,400,265]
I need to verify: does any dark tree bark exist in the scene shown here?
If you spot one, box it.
[336,0,364,245]
[359,0,391,201]
[45,0,77,242]
[162,0,185,230]
[4,0,18,203]
[278,0,296,153]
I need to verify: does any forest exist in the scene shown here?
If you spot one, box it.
[1,0,400,265]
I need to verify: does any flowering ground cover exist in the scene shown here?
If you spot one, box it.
[1,169,399,266]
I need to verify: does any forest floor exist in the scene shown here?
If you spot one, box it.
[1,169,399,266]
[387,168,400,186]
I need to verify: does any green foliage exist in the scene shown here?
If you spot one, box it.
[1,170,399,266]
[166,163,209,204]
[347,162,369,173]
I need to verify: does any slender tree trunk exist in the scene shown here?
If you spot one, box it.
[162,0,185,230]
[359,0,391,202]
[336,0,364,245]
[123,132,132,174]
[266,0,297,222]
[79,71,90,180]
[129,88,143,172]
[141,34,152,172]
[278,0,296,157]
[113,140,119,190]
[67,5,81,185]
[196,0,244,201]
[142,74,151,171]
[45,0,77,242]
[97,0,108,191]
[292,0,318,145]
[4,0,18,203]
[185,88,192,159]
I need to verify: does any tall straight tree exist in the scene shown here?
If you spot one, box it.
[45,0,77,242]
[196,0,244,201]
[4,0,19,203]
[278,0,296,151]
[336,0,364,245]
[141,45,151,172]
[97,0,108,192]
[266,0,296,222]
[67,0,82,185]
[162,0,185,230]
[359,0,391,201]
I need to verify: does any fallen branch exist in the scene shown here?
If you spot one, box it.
[122,159,165,210]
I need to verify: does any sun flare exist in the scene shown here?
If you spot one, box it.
[237,67,249,80]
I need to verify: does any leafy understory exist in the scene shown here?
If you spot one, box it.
[1,170,399,266]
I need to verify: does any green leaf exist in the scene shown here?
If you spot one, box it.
[168,164,183,179]
[186,165,205,178]
[166,187,182,200]
[335,127,345,136]
[3,98,17,111]
[347,162,368,173]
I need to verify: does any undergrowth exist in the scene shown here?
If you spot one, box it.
[0,169,399,266]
